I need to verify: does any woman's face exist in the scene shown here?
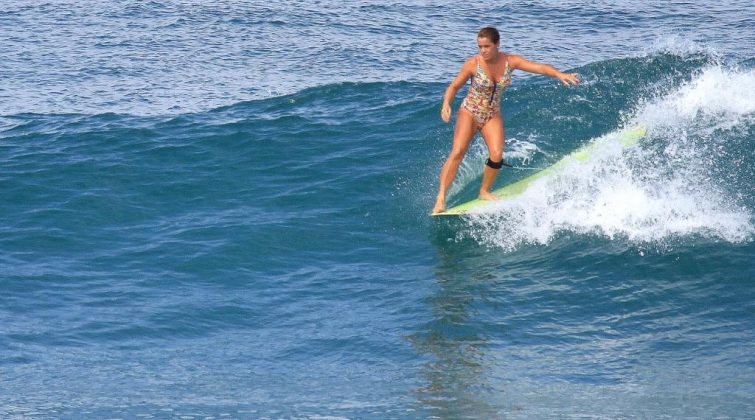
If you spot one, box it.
[477,37,499,60]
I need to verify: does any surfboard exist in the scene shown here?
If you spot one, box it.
[432,125,647,217]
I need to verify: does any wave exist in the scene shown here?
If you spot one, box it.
[455,63,755,251]
[3,50,752,256]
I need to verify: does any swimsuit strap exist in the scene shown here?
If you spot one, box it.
[505,57,511,79]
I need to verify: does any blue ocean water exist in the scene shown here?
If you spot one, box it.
[1,1,754,418]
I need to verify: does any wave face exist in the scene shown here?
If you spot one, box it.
[1,2,754,418]
[460,60,755,251]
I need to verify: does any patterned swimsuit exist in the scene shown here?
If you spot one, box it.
[461,57,511,127]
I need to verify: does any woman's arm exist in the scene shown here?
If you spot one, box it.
[441,59,476,123]
[509,54,579,86]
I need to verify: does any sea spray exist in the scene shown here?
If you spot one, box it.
[460,65,754,250]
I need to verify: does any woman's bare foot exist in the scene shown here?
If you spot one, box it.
[479,191,498,201]
[432,196,446,215]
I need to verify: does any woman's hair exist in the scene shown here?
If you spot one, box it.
[477,27,500,44]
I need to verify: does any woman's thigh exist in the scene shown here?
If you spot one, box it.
[449,108,479,157]
[479,113,505,158]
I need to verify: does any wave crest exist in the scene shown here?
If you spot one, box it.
[459,64,755,250]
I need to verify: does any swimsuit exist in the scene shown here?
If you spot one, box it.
[461,57,511,127]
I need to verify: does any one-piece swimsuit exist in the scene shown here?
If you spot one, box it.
[461,56,511,127]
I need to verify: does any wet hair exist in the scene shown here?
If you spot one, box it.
[477,27,500,44]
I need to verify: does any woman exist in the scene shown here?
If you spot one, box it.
[432,27,579,215]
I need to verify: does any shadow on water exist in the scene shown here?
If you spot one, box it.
[406,221,523,418]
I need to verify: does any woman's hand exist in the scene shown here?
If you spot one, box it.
[557,72,579,86]
[441,103,452,123]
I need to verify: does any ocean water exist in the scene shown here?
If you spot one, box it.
[1,1,754,418]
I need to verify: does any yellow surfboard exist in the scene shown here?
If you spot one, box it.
[433,125,647,217]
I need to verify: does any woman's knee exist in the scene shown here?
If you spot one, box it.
[448,148,466,162]
[488,148,503,161]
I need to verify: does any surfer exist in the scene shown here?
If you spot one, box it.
[432,27,579,215]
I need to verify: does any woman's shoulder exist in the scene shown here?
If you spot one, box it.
[504,54,526,68]
[503,53,522,61]
[461,56,479,71]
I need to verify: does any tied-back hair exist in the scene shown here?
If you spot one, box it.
[477,27,500,44]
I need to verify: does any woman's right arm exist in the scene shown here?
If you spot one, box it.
[441,59,475,123]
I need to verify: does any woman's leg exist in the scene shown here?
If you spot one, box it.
[478,113,505,200]
[432,109,479,214]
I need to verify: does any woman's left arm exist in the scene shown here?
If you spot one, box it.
[508,55,579,86]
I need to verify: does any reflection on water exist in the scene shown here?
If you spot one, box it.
[409,237,520,418]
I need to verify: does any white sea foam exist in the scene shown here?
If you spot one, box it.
[639,35,721,61]
[640,67,755,130]
[463,66,755,250]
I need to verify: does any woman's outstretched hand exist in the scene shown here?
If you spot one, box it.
[558,72,579,86]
